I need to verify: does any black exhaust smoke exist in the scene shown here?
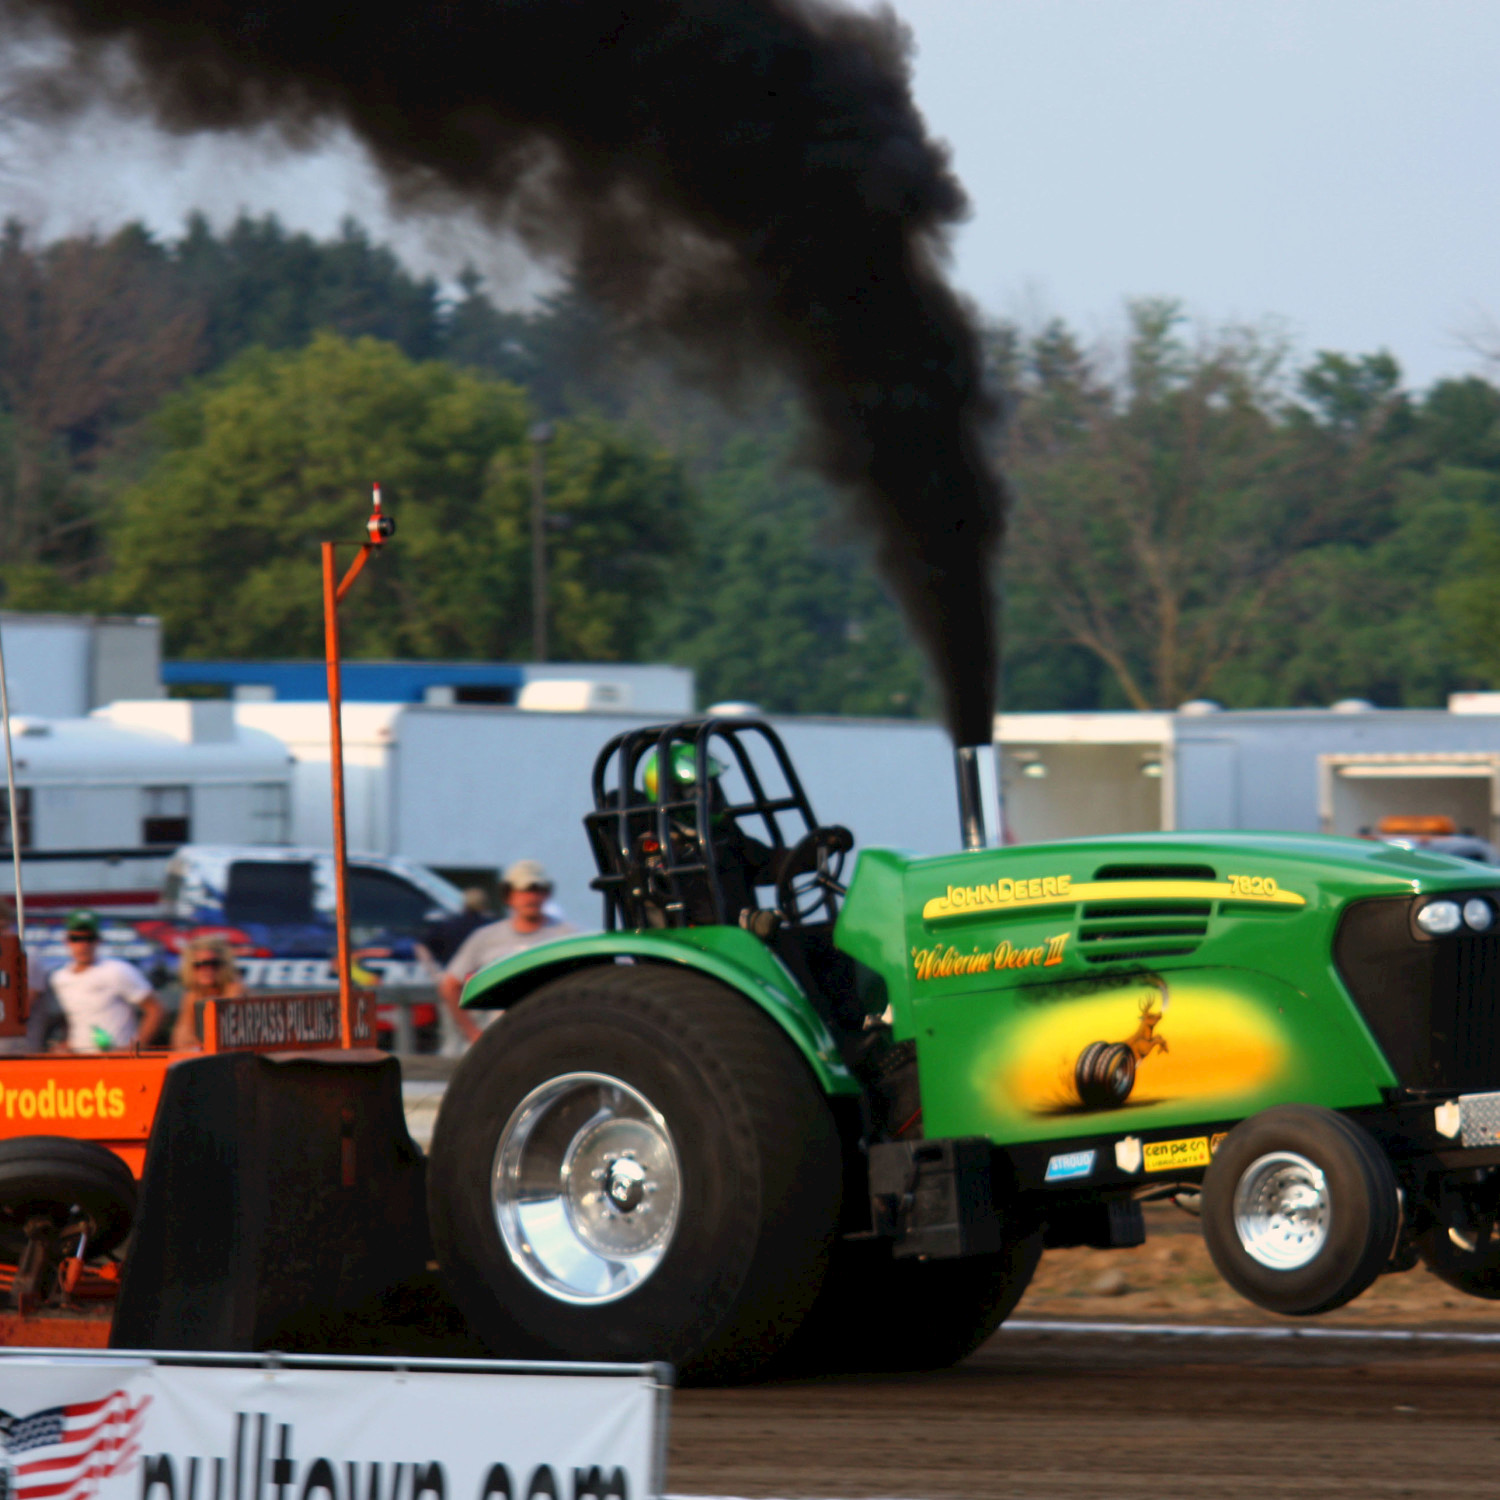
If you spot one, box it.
[1,0,1006,743]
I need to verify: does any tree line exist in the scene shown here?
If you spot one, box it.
[0,213,1497,716]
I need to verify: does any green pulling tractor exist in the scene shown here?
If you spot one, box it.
[426,718,1500,1380]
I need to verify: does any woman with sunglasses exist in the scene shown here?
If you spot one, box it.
[169,936,246,1051]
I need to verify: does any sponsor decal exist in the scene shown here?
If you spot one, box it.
[1210,1131,1228,1155]
[911,932,1068,981]
[1044,1148,1096,1183]
[237,956,427,989]
[0,1078,126,1122]
[924,873,1305,922]
[1143,1136,1212,1172]
[1115,1136,1142,1173]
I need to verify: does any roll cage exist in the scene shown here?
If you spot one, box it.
[585,718,835,932]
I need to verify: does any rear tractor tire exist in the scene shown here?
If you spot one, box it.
[426,964,845,1383]
[1202,1105,1399,1316]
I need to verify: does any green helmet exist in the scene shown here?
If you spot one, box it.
[642,743,725,802]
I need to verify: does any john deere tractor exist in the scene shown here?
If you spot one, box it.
[427,718,1500,1379]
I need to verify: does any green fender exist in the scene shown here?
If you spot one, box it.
[459,926,860,1097]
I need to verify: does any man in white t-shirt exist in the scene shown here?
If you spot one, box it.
[49,910,165,1053]
[439,860,576,1045]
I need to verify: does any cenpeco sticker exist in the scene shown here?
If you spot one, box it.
[1143,1136,1211,1172]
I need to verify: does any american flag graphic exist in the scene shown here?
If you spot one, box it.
[0,1390,150,1500]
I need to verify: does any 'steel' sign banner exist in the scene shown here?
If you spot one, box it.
[0,1354,668,1500]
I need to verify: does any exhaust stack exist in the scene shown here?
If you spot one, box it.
[955,745,988,852]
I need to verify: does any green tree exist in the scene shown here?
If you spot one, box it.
[0,220,202,595]
[1002,303,1332,709]
[175,214,445,371]
[105,333,690,661]
[657,435,927,716]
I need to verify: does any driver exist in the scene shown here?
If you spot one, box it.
[640,743,791,926]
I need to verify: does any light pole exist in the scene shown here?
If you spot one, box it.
[530,421,554,662]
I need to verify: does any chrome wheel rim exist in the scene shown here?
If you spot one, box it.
[493,1072,681,1305]
[1233,1150,1329,1270]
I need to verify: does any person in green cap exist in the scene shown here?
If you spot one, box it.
[49,910,165,1053]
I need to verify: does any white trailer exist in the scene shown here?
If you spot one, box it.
[2,700,293,911]
[0,612,162,718]
[997,704,1500,846]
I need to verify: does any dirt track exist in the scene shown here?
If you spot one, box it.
[668,1326,1500,1498]
[401,1077,1500,1497]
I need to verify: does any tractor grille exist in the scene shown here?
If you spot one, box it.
[1077,902,1210,965]
[1335,895,1500,1092]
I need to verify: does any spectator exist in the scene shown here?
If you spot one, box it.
[421,886,494,968]
[49,909,165,1053]
[169,935,245,1050]
[439,860,575,1044]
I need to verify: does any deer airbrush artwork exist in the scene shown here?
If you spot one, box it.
[1074,977,1170,1110]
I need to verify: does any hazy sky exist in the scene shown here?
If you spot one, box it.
[0,0,1495,390]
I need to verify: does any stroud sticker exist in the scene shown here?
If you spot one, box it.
[1143,1136,1211,1172]
[1044,1148,1096,1183]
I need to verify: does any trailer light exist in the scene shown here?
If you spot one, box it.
[1464,898,1494,932]
[1416,899,1463,936]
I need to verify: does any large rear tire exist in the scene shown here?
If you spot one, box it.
[1202,1105,1399,1316]
[427,964,844,1382]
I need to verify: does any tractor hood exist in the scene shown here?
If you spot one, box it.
[834,830,1500,987]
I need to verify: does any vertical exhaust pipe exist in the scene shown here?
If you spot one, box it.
[955,745,987,851]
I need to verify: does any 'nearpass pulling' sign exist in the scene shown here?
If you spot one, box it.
[207,993,376,1052]
[0,1354,668,1500]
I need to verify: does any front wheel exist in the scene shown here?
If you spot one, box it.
[426,964,844,1382]
[1202,1105,1399,1316]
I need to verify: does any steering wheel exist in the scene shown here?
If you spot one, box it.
[775,826,853,926]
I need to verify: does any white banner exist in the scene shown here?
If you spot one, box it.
[0,1353,668,1500]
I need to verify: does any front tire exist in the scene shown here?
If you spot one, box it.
[426,964,844,1382]
[1202,1105,1399,1316]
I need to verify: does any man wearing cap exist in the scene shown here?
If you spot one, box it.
[438,861,576,1044]
[50,910,165,1053]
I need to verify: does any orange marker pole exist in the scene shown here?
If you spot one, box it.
[323,540,355,1047]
